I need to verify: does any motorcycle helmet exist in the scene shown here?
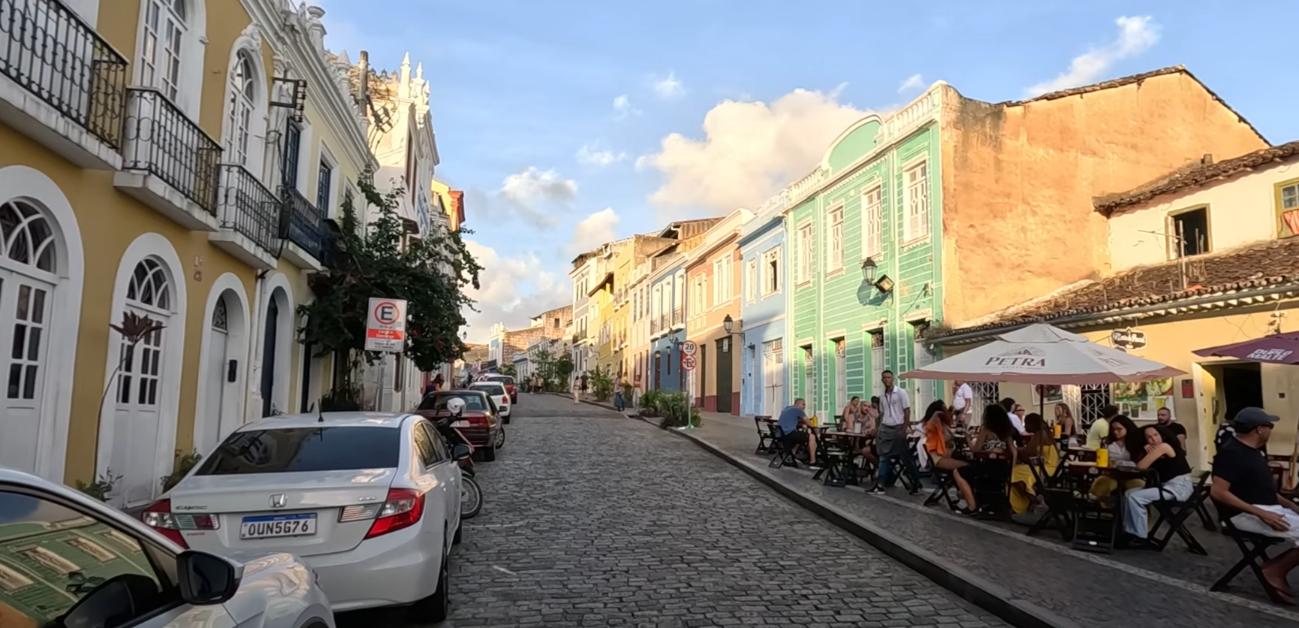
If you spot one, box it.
[445,397,467,416]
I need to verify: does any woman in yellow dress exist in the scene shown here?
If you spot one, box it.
[1010,413,1059,514]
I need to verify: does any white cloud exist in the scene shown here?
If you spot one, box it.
[461,241,570,343]
[576,144,627,167]
[652,72,685,99]
[567,208,621,257]
[1024,16,1160,97]
[898,74,925,94]
[612,94,640,120]
[638,88,875,218]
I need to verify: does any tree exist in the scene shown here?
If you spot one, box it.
[298,172,482,400]
[499,364,517,377]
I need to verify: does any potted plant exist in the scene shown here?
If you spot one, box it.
[75,470,122,502]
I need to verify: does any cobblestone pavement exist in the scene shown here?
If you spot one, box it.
[678,412,1299,628]
[339,393,1006,627]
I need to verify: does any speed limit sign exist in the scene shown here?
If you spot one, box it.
[682,340,698,356]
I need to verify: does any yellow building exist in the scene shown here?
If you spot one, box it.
[0,0,374,505]
[931,141,1299,467]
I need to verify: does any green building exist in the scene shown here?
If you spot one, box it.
[782,86,944,418]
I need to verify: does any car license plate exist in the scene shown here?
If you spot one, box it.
[240,514,317,539]
[451,420,471,428]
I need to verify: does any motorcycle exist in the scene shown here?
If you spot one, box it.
[430,401,484,520]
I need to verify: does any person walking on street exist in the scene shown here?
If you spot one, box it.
[573,374,581,404]
[870,370,921,495]
[580,373,589,399]
[614,376,627,411]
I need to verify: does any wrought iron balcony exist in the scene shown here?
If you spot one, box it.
[0,0,128,168]
[672,307,683,326]
[210,164,279,269]
[280,186,327,268]
[115,88,221,230]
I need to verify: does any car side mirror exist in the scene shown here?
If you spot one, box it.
[452,444,472,461]
[177,550,242,605]
[58,574,166,628]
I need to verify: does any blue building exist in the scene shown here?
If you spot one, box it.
[647,252,687,392]
[738,205,787,416]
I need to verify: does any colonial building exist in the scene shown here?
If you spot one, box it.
[486,305,573,370]
[933,141,1299,467]
[568,252,595,376]
[738,204,787,416]
[778,65,1268,420]
[0,0,374,504]
[684,210,753,413]
[645,219,722,391]
[338,50,457,412]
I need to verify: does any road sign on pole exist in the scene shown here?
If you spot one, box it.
[681,355,697,371]
[682,340,698,356]
[365,298,408,352]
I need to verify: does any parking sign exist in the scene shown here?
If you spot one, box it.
[365,298,408,352]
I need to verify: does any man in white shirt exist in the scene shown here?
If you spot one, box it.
[952,381,974,425]
[870,370,920,495]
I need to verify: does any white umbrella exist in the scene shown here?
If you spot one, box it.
[902,323,1184,385]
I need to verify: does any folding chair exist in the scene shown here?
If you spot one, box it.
[923,466,961,511]
[1148,472,1210,555]
[754,416,775,455]
[769,428,801,469]
[1068,466,1118,553]
[1210,509,1290,604]
[812,435,850,487]
[1026,456,1075,541]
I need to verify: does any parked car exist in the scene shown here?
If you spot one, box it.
[470,381,512,424]
[484,375,518,404]
[417,390,503,461]
[147,412,468,623]
[0,468,335,628]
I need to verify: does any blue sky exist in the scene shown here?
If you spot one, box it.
[318,0,1299,343]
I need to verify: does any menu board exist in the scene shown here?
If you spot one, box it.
[1113,378,1174,419]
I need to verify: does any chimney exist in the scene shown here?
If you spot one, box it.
[1201,153,1213,165]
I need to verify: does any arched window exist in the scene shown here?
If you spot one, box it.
[140,0,187,102]
[225,52,256,165]
[0,200,56,273]
[119,258,171,407]
[0,200,57,403]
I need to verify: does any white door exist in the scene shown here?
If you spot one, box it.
[0,278,54,474]
[834,340,847,415]
[202,298,229,451]
[112,259,172,506]
[763,340,784,415]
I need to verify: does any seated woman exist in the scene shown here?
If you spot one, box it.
[1122,424,1195,546]
[1054,403,1079,445]
[957,404,1018,515]
[858,396,880,467]
[922,400,976,510]
[1010,413,1060,514]
[1090,415,1147,498]
[842,396,864,432]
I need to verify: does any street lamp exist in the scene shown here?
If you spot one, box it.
[723,314,735,334]
[861,258,877,284]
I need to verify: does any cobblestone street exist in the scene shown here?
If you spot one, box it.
[339,393,1005,627]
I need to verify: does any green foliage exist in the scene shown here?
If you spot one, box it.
[589,368,614,402]
[499,364,516,377]
[638,390,664,416]
[553,354,574,388]
[654,392,691,428]
[76,470,122,502]
[298,171,482,375]
[160,450,203,492]
[320,383,362,411]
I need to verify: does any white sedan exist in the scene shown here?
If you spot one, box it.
[469,381,512,424]
[0,467,334,628]
[146,412,469,622]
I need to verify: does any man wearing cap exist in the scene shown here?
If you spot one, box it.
[1210,407,1299,602]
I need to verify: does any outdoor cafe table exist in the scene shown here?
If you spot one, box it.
[1064,461,1148,552]
[816,430,873,487]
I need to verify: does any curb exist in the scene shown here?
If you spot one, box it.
[630,413,1081,628]
[544,392,634,415]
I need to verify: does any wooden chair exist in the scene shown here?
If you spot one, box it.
[753,416,775,455]
[1210,505,1290,604]
[1147,472,1211,555]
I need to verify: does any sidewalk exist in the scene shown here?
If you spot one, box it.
[647,414,1299,628]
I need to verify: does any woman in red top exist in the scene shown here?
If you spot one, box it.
[922,401,976,514]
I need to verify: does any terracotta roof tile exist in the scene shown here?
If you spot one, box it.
[1095,140,1299,216]
[936,238,1299,339]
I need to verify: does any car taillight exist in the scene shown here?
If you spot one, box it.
[364,488,426,539]
[468,415,489,426]
[142,499,219,548]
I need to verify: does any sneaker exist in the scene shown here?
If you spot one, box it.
[868,486,886,495]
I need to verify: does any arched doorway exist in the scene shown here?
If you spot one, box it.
[195,278,248,452]
[0,200,59,474]
[260,285,292,417]
[113,257,172,505]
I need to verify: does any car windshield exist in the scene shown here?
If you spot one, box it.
[473,384,506,396]
[195,427,401,475]
[490,376,515,385]
[418,392,490,412]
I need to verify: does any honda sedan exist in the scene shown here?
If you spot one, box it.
[147,412,469,622]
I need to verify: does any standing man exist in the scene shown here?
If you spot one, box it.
[870,370,920,495]
[952,380,974,426]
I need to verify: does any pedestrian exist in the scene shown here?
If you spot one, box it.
[870,370,921,495]
[613,380,626,412]
[573,374,581,404]
[633,376,643,408]
[580,373,589,398]
[952,380,973,427]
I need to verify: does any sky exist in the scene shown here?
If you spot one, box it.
[315,0,1299,344]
